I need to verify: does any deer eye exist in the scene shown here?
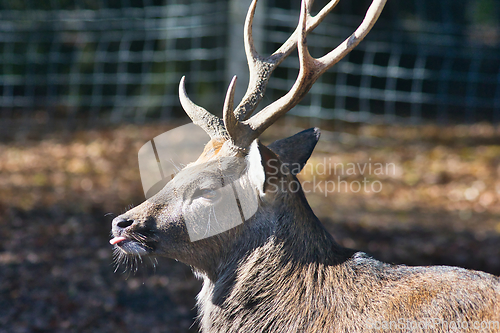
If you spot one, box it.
[193,188,221,202]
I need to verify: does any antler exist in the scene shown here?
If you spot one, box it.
[233,0,342,122]
[179,76,228,139]
[180,0,387,147]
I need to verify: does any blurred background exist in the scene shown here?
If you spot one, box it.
[1,0,500,332]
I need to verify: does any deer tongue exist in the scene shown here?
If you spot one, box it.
[109,236,127,245]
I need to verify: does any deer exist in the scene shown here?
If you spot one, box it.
[110,0,500,331]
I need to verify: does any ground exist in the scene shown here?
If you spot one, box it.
[1,119,499,332]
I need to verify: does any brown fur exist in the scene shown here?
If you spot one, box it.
[195,138,225,163]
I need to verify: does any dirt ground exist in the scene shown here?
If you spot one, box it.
[1,119,500,332]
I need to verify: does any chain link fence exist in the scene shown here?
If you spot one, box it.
[0,0,229,138]
[0,0,499,138]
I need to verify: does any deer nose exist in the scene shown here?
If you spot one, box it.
[112,216,134,230]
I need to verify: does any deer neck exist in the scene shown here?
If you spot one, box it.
[269,182,348,265]
[198,175,348,289]
[195,182,353,332]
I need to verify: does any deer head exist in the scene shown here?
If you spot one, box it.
[110,0,386,279]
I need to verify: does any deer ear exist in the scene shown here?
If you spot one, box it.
[268,127,320,176]
[246,128,320,195]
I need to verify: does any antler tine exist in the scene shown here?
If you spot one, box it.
[178,76,228,139]
[233,0,342,122]
[232,0,270,122]
[271,0,342,59]
[223,76,247,141]
[317,0,386,71]
[241,0,387,144]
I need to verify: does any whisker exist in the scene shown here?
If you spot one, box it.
[111,231,159,277]
[148,257,158,273]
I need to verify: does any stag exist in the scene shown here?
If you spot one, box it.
[110,0,500,331]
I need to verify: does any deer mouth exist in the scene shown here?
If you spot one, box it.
[109,233,157,255]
